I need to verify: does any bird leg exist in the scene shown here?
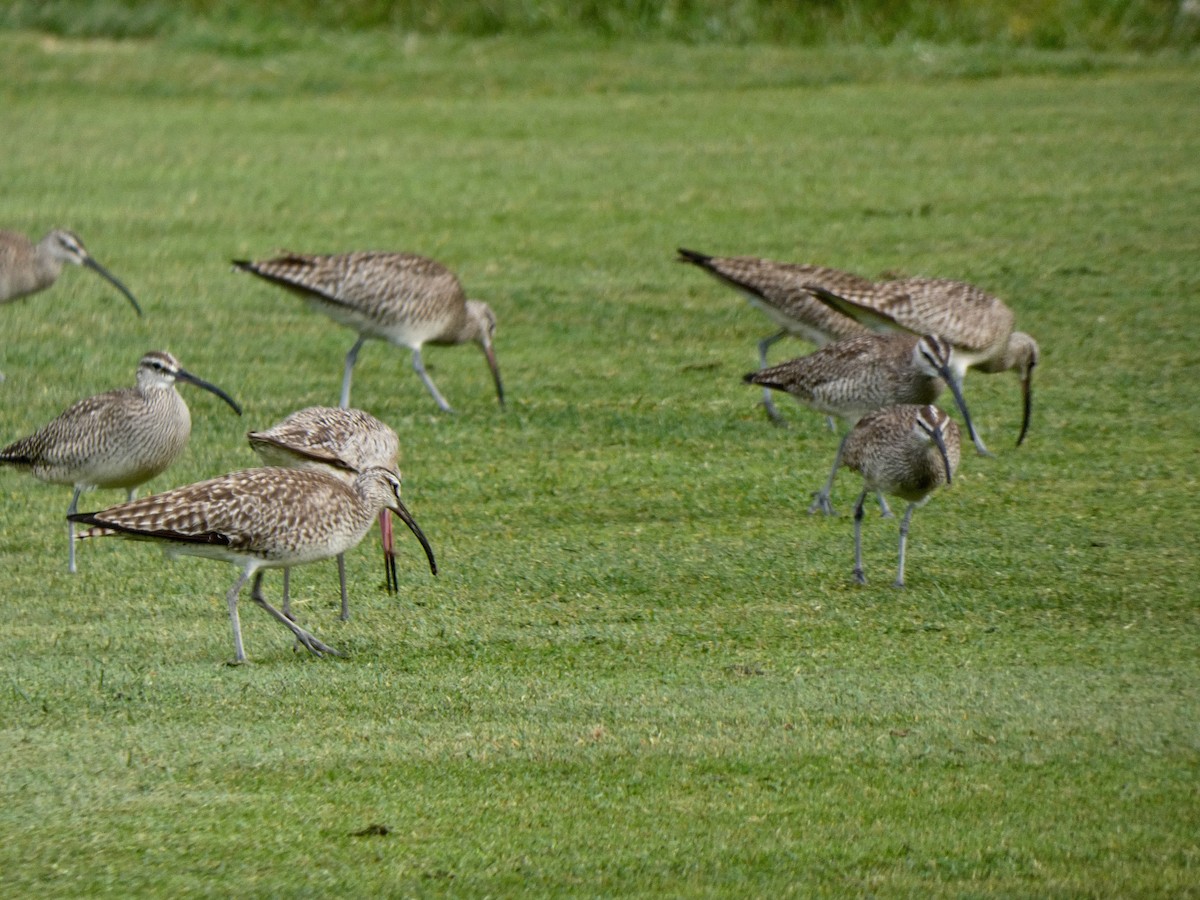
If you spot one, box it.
[809,432,851,516]
[250,572,341,658]
[281,567,293,620]
[412,349,454,413]
[852,489,869,584]
[894,503,917,588]
[337,553,349,621]
[225,567,253,665]
[757,330,788,426]
[340,336,367,409]
[66,487,83,575]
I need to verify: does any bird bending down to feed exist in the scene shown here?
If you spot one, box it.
[233,252,503,412]
[841,404,961,587]
[247,406,402,620]
[70,466,438,664]
[0,228,143,381]
[0,351,242,573]
[0,228,143,313]
[676,247,871,424]
[744,333,979,516]
[804,279,1038,452]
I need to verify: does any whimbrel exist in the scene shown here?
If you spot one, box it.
[233,252,504,412]
[744,333,979,516]
[1,228,143,382]
[70,466,438,663]
[841,404,961,587]
[248,406,402,620]
[676,248,871,424]
[1,228,143,311]
[805,278,1038,451]
[0,351,242,573]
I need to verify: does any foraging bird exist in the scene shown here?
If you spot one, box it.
[841,404,960,587]
[1,228,143,312]
[676,248,871,424]
[744,333,979,516]
[1,228,143,382]
[233,252,504,412]
[0,351,242,573]
[804,278,1038,452]
[70,466,438,664]
[247,406,402,620]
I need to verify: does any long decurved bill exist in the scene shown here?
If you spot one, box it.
[82,257,143,317]
[938,367,992,459]
[484,342,505,409]
[1017,372,1033,447]
[391,496,438,576]
[379,511,398,593]
[175,369,244,416]
[930,423,954,486]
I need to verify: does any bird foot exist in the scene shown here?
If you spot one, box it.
[808,492,835,516]
[293,628,342,658]
[853,568,867,585]
[763,402,788,428]
[892,579,906,589]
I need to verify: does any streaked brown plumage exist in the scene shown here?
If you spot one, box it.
[70,466,438,664]
[233,252,503,412]
[677,248,871,424]
[841,404,961,586]
[0,351,242,573]
[805,278,1038,451]
[744,333,979,515]
[248,406,402,620]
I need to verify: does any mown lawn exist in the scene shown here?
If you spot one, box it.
[1,29,1197,897]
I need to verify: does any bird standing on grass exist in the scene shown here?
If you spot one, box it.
[0,351,242,573]
[247,406,404,620]
[1,228,143,382]
[70,466,438,664]
[841,404,961,587]
[744,333,979,516]
[233,251,504,413]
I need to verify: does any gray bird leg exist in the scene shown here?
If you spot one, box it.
[340,336,367,409]
[337,553,349,621]
[412,348,454,413]
[894,503,917,588]
[250,572,341,658]
[226,566,253,665]
[281,567,292,620]
[66,487,83,574]
[809,434,893,518]
[809,432,851,516]
[852,489,868,584]
[757,330,787,425]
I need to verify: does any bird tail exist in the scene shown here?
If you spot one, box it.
[676,247,713,267]
[742,369,785,390]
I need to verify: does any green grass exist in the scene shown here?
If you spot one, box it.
[1,28,1199,898]
[2,0,1196,48]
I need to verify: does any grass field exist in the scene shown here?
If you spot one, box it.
[1,23,1198,897]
